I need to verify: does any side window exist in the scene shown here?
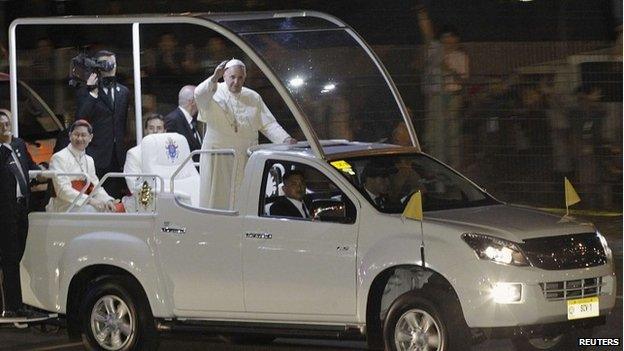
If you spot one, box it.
[259,160,356,224]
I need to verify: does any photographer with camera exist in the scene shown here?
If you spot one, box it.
[75,50,129,199]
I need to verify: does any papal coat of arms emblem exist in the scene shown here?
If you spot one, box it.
[165,137,179,163]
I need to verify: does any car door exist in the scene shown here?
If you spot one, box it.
[242,159,359,317]
[156,190,244,315]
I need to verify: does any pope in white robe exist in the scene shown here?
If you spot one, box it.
[195,59,295,209]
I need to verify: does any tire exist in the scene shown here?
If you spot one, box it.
[383,292,448,351]
[511,328,593,351]
[79,276,159,351]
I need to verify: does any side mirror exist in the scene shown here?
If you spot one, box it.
[310,199,347,223]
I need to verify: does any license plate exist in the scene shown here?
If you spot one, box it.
[567,296,599,320]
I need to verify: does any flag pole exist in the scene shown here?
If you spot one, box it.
[565,197,569,217]
[420,219,425,268]
[402,190,425,267]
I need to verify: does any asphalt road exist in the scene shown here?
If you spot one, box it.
[0,297,621,351]
[1,215,621,351]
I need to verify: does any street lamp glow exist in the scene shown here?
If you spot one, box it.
[321,83,336,94]
[289,77,304,87]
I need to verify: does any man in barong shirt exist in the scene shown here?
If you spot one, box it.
[195,59,296,209]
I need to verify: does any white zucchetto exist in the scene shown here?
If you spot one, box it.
[225,59,246,70]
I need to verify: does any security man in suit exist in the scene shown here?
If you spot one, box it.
[0,111,40,318]
[361,162,397,211]
[76,50,130,199]
[164,85,201,160]
[269,169,309,218]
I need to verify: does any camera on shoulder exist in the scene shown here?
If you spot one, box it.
[69,53,115,87]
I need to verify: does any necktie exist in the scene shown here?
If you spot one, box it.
[301,203,309,218]
[5,147,28,197]
[191,117,202,144]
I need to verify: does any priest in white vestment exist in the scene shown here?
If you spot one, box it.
[47,120,116,212]
[123,113,166,192]
[195,59,295,209]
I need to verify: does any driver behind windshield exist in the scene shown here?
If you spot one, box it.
[269,169,309,218]
[361,162,398,211]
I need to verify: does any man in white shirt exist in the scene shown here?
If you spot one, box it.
[269,170,309,218]
[0,110,43,318]
[195,59,296,210]
[417,6,469,168]
[123,113,166,192]
[46,120,116,212]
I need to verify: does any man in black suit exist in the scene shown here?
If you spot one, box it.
[269,169,309,218]
[164,85,201,158]
[0,111,40,318]
[361,162,397,211]
[76,50,129,199]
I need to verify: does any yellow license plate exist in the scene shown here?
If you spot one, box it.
[567,296,599,320]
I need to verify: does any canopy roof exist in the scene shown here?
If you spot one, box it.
[10,11,418,159]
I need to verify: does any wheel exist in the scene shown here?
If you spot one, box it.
[79,276,159,351]
[383,293,448,351]
[512,328,593,351]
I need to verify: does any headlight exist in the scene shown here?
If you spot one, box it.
[490,282,523,303]
[596,231,613,260]
[461,233,530,266]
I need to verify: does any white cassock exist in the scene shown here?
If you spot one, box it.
[123,145,141,192]
[46,145,113,212]
[195,76,290,210]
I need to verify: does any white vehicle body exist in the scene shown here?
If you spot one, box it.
[21,146,617,324]
[11,11,616,351]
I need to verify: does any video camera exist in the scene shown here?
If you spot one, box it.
[68,53,115,87]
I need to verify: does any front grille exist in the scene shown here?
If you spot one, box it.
[519,232,606,270]
[540,277,604,301]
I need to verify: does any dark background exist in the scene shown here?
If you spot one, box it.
[0,0,621,46]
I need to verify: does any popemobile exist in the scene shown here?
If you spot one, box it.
[5,11,616,351]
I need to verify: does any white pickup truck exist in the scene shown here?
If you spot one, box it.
[11,11,616,351]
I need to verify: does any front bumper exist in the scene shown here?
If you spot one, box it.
[454,260,617,328]
[478,316,606,339]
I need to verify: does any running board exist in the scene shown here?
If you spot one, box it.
[156,320,365,340]
[0,313,58,324]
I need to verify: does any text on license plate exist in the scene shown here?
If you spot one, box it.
[567,297,599,320]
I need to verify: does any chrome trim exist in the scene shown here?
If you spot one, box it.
[162,221,186,234]
[245,232,272,240]
[540,277,605,301]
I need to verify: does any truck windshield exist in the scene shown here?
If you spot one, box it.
[226,17,407,149]
[331,154,498,213]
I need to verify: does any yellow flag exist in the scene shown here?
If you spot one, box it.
[403,191,423,221]
[564,177,581,207]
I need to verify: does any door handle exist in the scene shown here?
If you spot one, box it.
[162,221,186,234]
[245,232,272,240]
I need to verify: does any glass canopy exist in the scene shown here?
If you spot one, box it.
[213,14,416,150]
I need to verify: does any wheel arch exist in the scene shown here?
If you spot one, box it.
[65,264,149,340]
[365,265,469,348]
